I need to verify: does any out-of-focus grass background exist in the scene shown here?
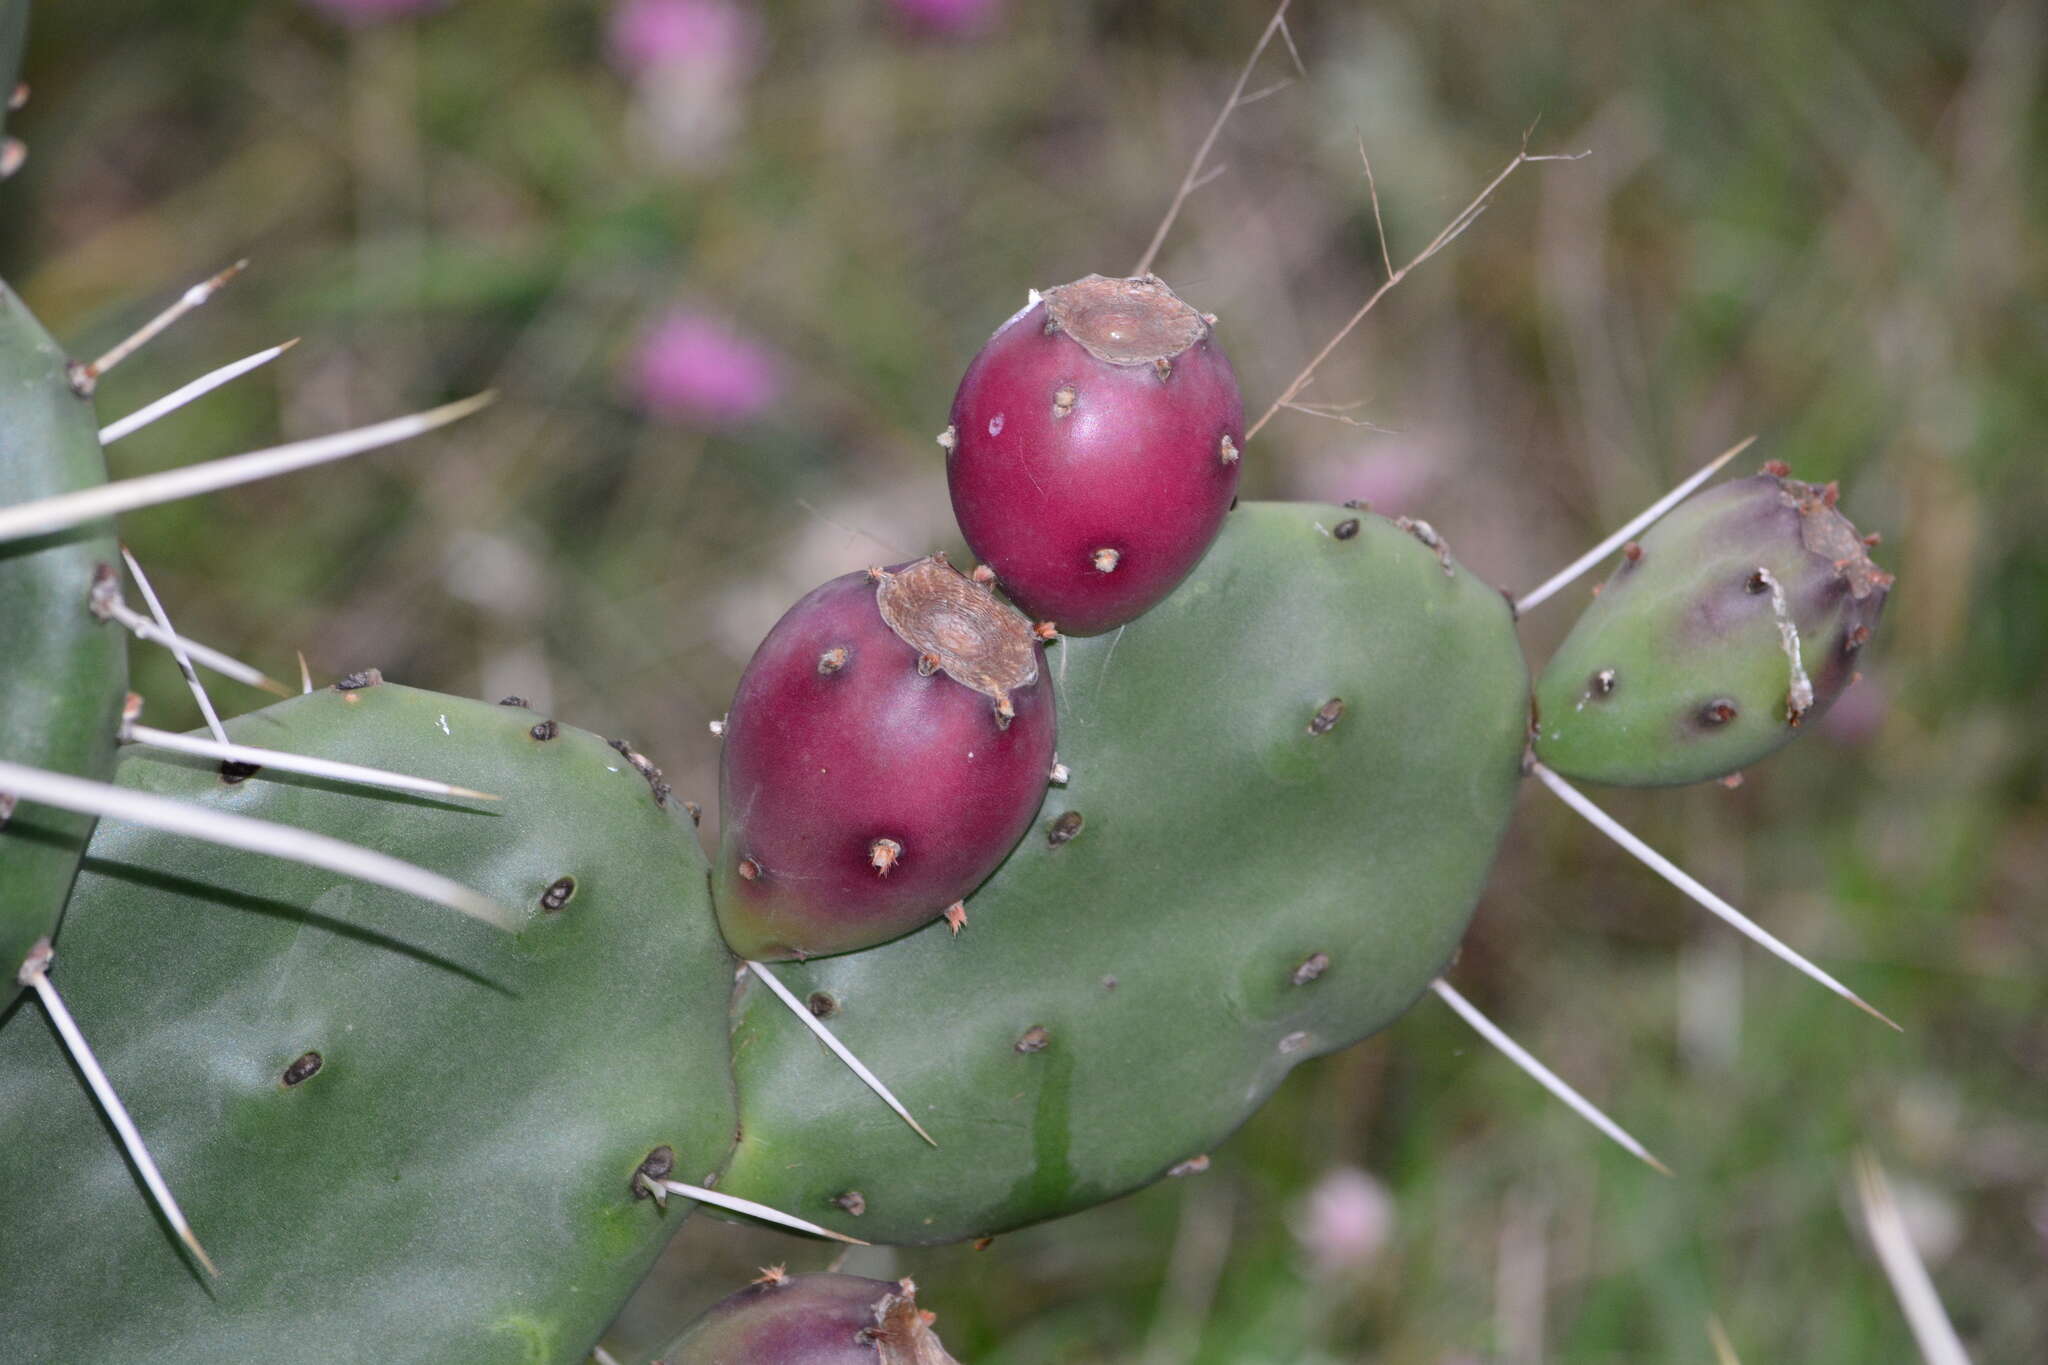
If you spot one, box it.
[6,0,2044,1359]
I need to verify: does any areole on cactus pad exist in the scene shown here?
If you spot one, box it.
[0,684,739,1363]
[1534,466,1891,787]
[944,274,1244,637]
[714,502,1529,1245]
[714,553,1056,961]
[0,279,128,1009]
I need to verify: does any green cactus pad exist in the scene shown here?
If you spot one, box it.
[0,279,126,1006]
[714,502,1528,1246]
[1533,471,1891,787]
[0,684,737,1364]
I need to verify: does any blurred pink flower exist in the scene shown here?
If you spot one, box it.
[889,0,1002,36]
[1291,1165,1394,1278]
[304,0,445,24]
[608,0,763,171]
[631,313,782,425]
[607,0,762,77]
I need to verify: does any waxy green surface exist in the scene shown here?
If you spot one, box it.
[0,685,736,1364]
[0,280,125,1005]
[716,502,1530,1245]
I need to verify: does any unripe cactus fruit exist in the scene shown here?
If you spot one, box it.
[944,274,1243,636]
[1534,467,1892,787]
[714,554,1056,960]
[659,1271,960,1364]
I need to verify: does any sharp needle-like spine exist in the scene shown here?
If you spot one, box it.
[95,591,287,695]
[75,260,247,390]
[643,1174,869,1246]
[18,942,218,1278]
[1532,762,1899,1029]
[98,340,298,445]
[1430,978,1672,1175]
[1515,437,1755,614]
[0,392,496,546]
[1853,1150,1973,1365]
[122,723,500,802]
[746,959,938,1147]
[121,549,229,746]
[0,760,514,930]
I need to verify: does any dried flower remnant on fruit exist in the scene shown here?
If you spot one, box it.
[874,556,1039,724]
[1042,274,1210,365]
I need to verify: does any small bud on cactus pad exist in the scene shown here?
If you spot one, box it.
[945,274,1244,636]
[715,554,1056,959]
[1533,469,1892,787]
[659,1272,960,1364]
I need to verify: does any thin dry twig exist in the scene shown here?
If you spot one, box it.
[1279,399,1401,434]
[1132,0,1296,278]
[1357,132,1394,281]
[1246,138,1592,441]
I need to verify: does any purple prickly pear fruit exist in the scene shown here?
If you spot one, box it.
[944,274,1244,636]
[715,554,1055,960]
[660,1271,960,1364]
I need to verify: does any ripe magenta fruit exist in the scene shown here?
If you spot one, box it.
[944,273,1244,636]
[714,554,1055,960]
[660,1271,959,1364]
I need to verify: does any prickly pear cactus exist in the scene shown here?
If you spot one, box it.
[0,684,737,1364]
[715,502,1528,1245]
[0,280,126,1007]
[1534,468,1890,786]
[659,1271,961,1364]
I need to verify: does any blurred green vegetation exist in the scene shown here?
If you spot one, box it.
[5,0,2044,1360]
